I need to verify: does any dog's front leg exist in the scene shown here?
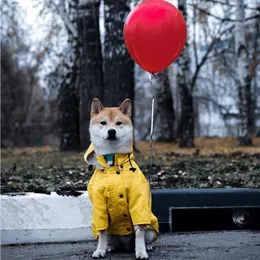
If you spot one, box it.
[92,229,107,259]
[135,225,148,259]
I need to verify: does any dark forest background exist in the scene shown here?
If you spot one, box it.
[1,0,260,150]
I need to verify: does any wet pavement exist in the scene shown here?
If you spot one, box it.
[2,231,260,260]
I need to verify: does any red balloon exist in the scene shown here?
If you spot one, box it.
[124,0,187,73]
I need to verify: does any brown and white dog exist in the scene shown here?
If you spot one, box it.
[85,98,158,259]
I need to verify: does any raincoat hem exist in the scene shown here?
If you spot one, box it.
[95,226,109,231]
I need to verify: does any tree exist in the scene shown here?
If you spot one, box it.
[58,0,103,150]
[188,0,260,140]
[176,0,251,145]
[58,0,81,150]
[155,69,176,141]
[235,0,253,145]
[78,0,104,149]
[1,0,47,147]
[103,0,134,107]
[177,0,194,147]
[58,0,135,150]
[251,11,260,135]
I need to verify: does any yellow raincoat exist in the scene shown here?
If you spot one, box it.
[84,144,159,238]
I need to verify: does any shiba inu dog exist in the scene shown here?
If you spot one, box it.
[84,98,159,259]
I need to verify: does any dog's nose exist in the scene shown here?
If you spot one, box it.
[108,129,116,139]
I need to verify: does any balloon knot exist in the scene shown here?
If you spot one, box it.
[149,72,157,81]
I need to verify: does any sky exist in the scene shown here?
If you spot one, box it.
[16,0,43,44]
[17,0,37,24]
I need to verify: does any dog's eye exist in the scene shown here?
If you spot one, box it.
[100,121,107,125]
[116,122,122,126]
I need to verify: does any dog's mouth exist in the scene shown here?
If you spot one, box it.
[102,136,121,142]
[107,136,117,141]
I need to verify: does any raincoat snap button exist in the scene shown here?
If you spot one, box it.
[123,214,127,217]
[119,194,124,198]
[127,228,131,231]
[120,164,123,168]
[116,171,120,175]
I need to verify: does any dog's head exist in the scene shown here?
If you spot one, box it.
[89,98,133,155]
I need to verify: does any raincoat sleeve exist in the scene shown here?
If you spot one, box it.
[128,172,153,226]
[88,179,109,232]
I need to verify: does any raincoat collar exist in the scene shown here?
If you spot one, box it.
[96,152,134,169]
[84,143,134,169]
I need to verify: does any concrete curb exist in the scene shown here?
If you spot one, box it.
[1,192,93,245]
[2,188,260,245]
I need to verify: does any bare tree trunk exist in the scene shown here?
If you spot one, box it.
[251,15,260,135]
[78,0,104,149]
[156,69,176,141]
[235,0,252,146]
[59,0,80,151]
[178,0,194,147]
[103,0,134,107]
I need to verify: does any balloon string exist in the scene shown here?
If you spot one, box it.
[148,73,156,186]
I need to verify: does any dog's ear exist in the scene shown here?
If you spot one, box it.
[91,98,103,116]
[119,99,131,117]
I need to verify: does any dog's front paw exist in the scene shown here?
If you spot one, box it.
[92,249,106,259]
[136,250,149,259]
[146,244,154,251]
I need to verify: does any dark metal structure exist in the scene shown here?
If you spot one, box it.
[151,188,260,231]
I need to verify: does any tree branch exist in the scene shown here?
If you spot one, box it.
[194,95,237,135]
[191,4,260,22]
[59,0,78,38]
[202,0,260,11]
[205,48,234,62]
[194,95,229,113]
[191,25,235,90]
